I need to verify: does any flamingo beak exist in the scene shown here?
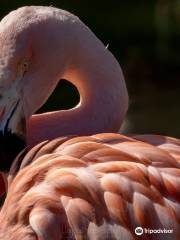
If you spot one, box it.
[0,99,26,136]
[0,97,26,172]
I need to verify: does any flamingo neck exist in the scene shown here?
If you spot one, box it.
[26,20,128,147]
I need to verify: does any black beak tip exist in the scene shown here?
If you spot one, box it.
[0,131,26,172]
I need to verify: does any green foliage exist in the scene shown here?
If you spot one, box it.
[0,193,6,207]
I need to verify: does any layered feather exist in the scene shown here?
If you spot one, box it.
[0,133,179,240]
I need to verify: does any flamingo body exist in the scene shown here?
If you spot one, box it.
[0,133,180,239]
[0,6,179,240]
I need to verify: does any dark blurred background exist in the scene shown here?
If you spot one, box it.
[1,1,179,137]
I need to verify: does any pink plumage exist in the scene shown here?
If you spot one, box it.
[1,133,180,239]
[0,6,179,240]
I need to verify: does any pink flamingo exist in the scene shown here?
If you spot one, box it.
[0,6,179,240]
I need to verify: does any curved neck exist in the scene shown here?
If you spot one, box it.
[27,20,128,147]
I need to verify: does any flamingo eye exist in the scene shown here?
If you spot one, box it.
[22,61,29,71]
[20,60,29,75]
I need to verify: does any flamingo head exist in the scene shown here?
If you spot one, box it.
[0,22,29,172]
[0,6,64,172]
[0,6,129,173]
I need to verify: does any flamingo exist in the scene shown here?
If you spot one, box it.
[0,6,179,240]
